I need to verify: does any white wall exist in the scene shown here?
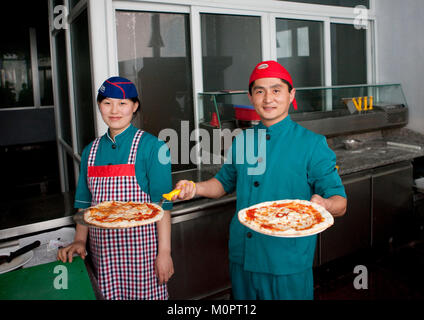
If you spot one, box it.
[375,0,424,133]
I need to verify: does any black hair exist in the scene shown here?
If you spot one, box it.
[96,93,140,114]
[248,79,293,95]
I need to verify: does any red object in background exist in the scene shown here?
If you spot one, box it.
[210,112,220,127]
[234,105,261,121]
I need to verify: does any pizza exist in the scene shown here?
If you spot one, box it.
[83,201,164,229]
[238,199,334,237]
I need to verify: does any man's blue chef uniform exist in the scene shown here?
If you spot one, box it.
[215,61,346,300]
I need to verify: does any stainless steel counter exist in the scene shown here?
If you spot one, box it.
[2,127,424,242]
[2,126,423,299]
[0,165,231,241]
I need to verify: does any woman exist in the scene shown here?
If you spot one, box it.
[57,76,174,300]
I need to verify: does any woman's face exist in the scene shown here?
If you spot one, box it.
[98,98,139,137]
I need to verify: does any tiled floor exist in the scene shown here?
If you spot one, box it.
[314,238,424,300]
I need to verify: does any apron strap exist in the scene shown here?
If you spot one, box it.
[128,130,144,164]
[88,137,102,167]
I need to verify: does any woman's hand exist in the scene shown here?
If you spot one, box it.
[172,180,196,201]
[155,251,174,285]
[57,240,87,263]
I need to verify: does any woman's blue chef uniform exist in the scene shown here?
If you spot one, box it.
[74,77,172,300]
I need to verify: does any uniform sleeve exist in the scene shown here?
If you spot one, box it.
[307,136,347,199]
[146,138,173,210]
[214,141,237,194]
[74,143,93,209]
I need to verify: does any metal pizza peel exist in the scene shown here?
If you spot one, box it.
[73,205,163,229]
[73,209,102,228]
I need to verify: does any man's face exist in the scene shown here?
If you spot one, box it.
[248,78,296,127]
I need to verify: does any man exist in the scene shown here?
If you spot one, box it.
[174,61,347,300]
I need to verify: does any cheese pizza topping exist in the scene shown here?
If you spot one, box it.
[239,200,333,237]
[84,201,163,228]
[246,202,323,231]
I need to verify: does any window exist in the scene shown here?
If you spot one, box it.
[0,28,33,108]
[70,9,95,153]
[116,10,195,171]
[54,31,72,146]
[331,23,367,85]
[0,2,53,108]
[275,18,325,113]
[281,0,370,9]
[201,13,262,92]
[37,23,54,106]
[276,18,324,87]
[49,1,95,195]
[69,0,81,10]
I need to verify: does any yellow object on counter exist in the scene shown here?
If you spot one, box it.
[352,97,363,111]
[352,96,373,112]
[363,97,368,110]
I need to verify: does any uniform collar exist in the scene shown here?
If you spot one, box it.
[257,115,292,133]
[106,124,137,144]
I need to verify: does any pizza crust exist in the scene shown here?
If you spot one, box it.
[83,201,164,229]
[238,199,334,238]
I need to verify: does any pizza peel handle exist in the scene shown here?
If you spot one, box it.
[159,181,196,206]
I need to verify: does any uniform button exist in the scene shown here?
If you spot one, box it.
[266,134,271,141]
[257,157,263,163]
[247,232,252,238]
[112,144,117,149]
[254,181,260,187]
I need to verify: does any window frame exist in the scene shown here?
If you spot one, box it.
[110,0,375,108]
[0,25,54,111]
[48,0,90,192]
[49,0,376,186]
[194,6,268,121]
[270,13,327,86]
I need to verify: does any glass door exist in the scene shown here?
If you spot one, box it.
[116,9,195,172]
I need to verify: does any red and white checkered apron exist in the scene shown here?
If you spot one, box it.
[87,130,168,300]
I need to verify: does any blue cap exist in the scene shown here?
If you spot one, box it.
[98,76,138,99]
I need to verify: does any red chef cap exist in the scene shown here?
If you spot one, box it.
[249,61,298,110]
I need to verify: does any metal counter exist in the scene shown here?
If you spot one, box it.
[168,197,236,299]
[0,165,225,241]
[1,127,423,299]
[2,127,424,242]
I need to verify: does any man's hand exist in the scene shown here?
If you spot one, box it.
[172,178,226,201]
[310,194,347,218]
[172,180,196,201]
